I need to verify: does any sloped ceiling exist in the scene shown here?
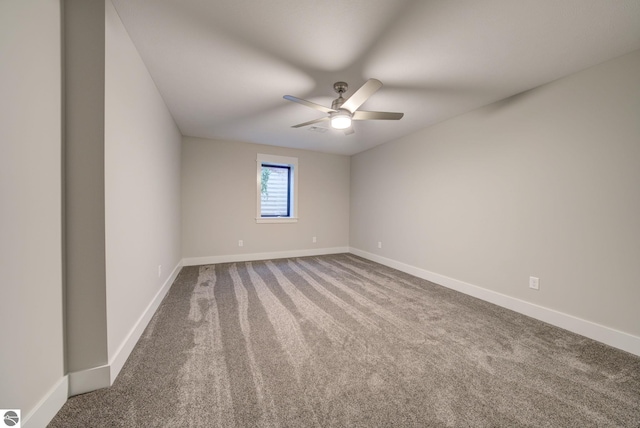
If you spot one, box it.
[111,0,640,155]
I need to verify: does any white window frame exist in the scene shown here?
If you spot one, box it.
[256,154,298,223]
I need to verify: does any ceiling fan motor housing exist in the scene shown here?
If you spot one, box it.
[331,97,345,110]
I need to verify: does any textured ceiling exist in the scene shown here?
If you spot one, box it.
[111,0,640,155]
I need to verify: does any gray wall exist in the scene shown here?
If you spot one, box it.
[0,0,65,418]
[64,0,109,373]
[351,49,640,338]
[105,0,182,360]
[182,137,350,260]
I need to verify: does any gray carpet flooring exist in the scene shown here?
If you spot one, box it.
[50,254,640,427]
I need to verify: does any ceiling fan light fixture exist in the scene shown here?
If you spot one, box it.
[285,79,402,134]
[330,111,352,129]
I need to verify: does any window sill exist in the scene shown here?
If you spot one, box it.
[256,217,298,224]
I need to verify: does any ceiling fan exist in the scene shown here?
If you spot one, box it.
[283,78,403,135]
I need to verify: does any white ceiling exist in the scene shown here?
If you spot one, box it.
[111,0,640,155]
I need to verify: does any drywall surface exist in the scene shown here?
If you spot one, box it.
[350,50,640,337]
[0,0,65,418]
[105,0,182,362]
[64,0,109,373]
[182,137,349,259]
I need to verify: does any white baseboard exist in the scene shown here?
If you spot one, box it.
[182,246,350,267]
[108,260,183,384]
[349,247,640,357]
[22,375,68,428]
[68,364,110,396]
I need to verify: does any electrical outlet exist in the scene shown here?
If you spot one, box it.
[158,265,162,278]
[312,236,317,243]
[529,276,539,290]
[238,240,244,247]
[378,241,382,249]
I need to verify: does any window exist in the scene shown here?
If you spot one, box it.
[256,154,298,223]
[261,164,291,217]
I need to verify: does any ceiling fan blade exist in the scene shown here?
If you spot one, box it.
[343,127,355,135]
[283,95,336,114]
[341,78,383,113]
[352,110,404,121]
[291,116,329,128]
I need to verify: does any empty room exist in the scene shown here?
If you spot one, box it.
[2,0,639,427]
